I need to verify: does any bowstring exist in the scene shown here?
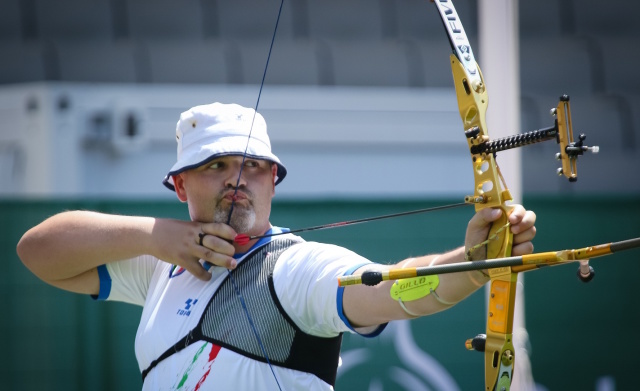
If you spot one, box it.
[224,1,285,390]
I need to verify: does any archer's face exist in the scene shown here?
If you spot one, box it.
[175,155,277,235]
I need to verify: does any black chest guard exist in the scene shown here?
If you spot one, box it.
[142,238,343,386]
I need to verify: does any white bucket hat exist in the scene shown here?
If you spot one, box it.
[162,102,287,191]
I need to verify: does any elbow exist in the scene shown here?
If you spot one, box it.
[16,229,58,285]
[16,228,51,278]
[16,229,38,271]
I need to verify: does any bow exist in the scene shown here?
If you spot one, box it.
[433,1,519,388]
[431,1,600,388]
[338,1,599,390]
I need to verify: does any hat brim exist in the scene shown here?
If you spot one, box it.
[162,152,287,191]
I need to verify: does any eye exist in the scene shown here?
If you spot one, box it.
[244,160,259,168]
[207,161,224,169]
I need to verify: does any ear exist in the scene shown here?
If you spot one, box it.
[173,174,188,202]
[271,164,278,191]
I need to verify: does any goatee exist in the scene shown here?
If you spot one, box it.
[214,204,256,233]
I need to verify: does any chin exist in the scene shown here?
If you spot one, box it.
[215,208,256,234]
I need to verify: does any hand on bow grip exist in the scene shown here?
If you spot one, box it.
[465,205,536,261]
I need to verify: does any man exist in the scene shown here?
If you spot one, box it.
[17,102,536,390]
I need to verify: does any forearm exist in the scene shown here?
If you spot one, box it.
[403,247,489,315]
[17,211,157,283]
[343,247,490,326]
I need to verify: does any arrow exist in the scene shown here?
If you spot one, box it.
[338,237,640,286]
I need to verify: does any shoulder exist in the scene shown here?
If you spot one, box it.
[270,240,371,336]
[279,239,369,264]
[274,240,369,277]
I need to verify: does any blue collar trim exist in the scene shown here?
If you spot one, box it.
[233,226,290,259]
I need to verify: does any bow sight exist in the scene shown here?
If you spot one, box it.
[465,94,599,182]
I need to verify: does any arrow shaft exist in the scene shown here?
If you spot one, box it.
[338,237,640,286]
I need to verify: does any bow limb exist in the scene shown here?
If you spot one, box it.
[433,0,517,389]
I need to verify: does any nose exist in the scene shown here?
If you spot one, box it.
[224,159,247,188]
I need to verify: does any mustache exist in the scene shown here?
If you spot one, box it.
[217,187,253,204]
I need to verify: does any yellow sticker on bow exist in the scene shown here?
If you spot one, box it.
[390,275,440,302]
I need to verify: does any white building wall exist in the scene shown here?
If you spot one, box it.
[0,83,473,200]
[1,83,633,200]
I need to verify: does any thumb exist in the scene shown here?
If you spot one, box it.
[465,208,503,259]
[470,208,502,229]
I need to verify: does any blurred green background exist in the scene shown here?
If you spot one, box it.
[2,196,638,390]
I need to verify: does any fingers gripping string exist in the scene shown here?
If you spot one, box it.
[224,1,285,391]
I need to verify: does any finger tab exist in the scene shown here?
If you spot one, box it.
[234,234,251,246]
